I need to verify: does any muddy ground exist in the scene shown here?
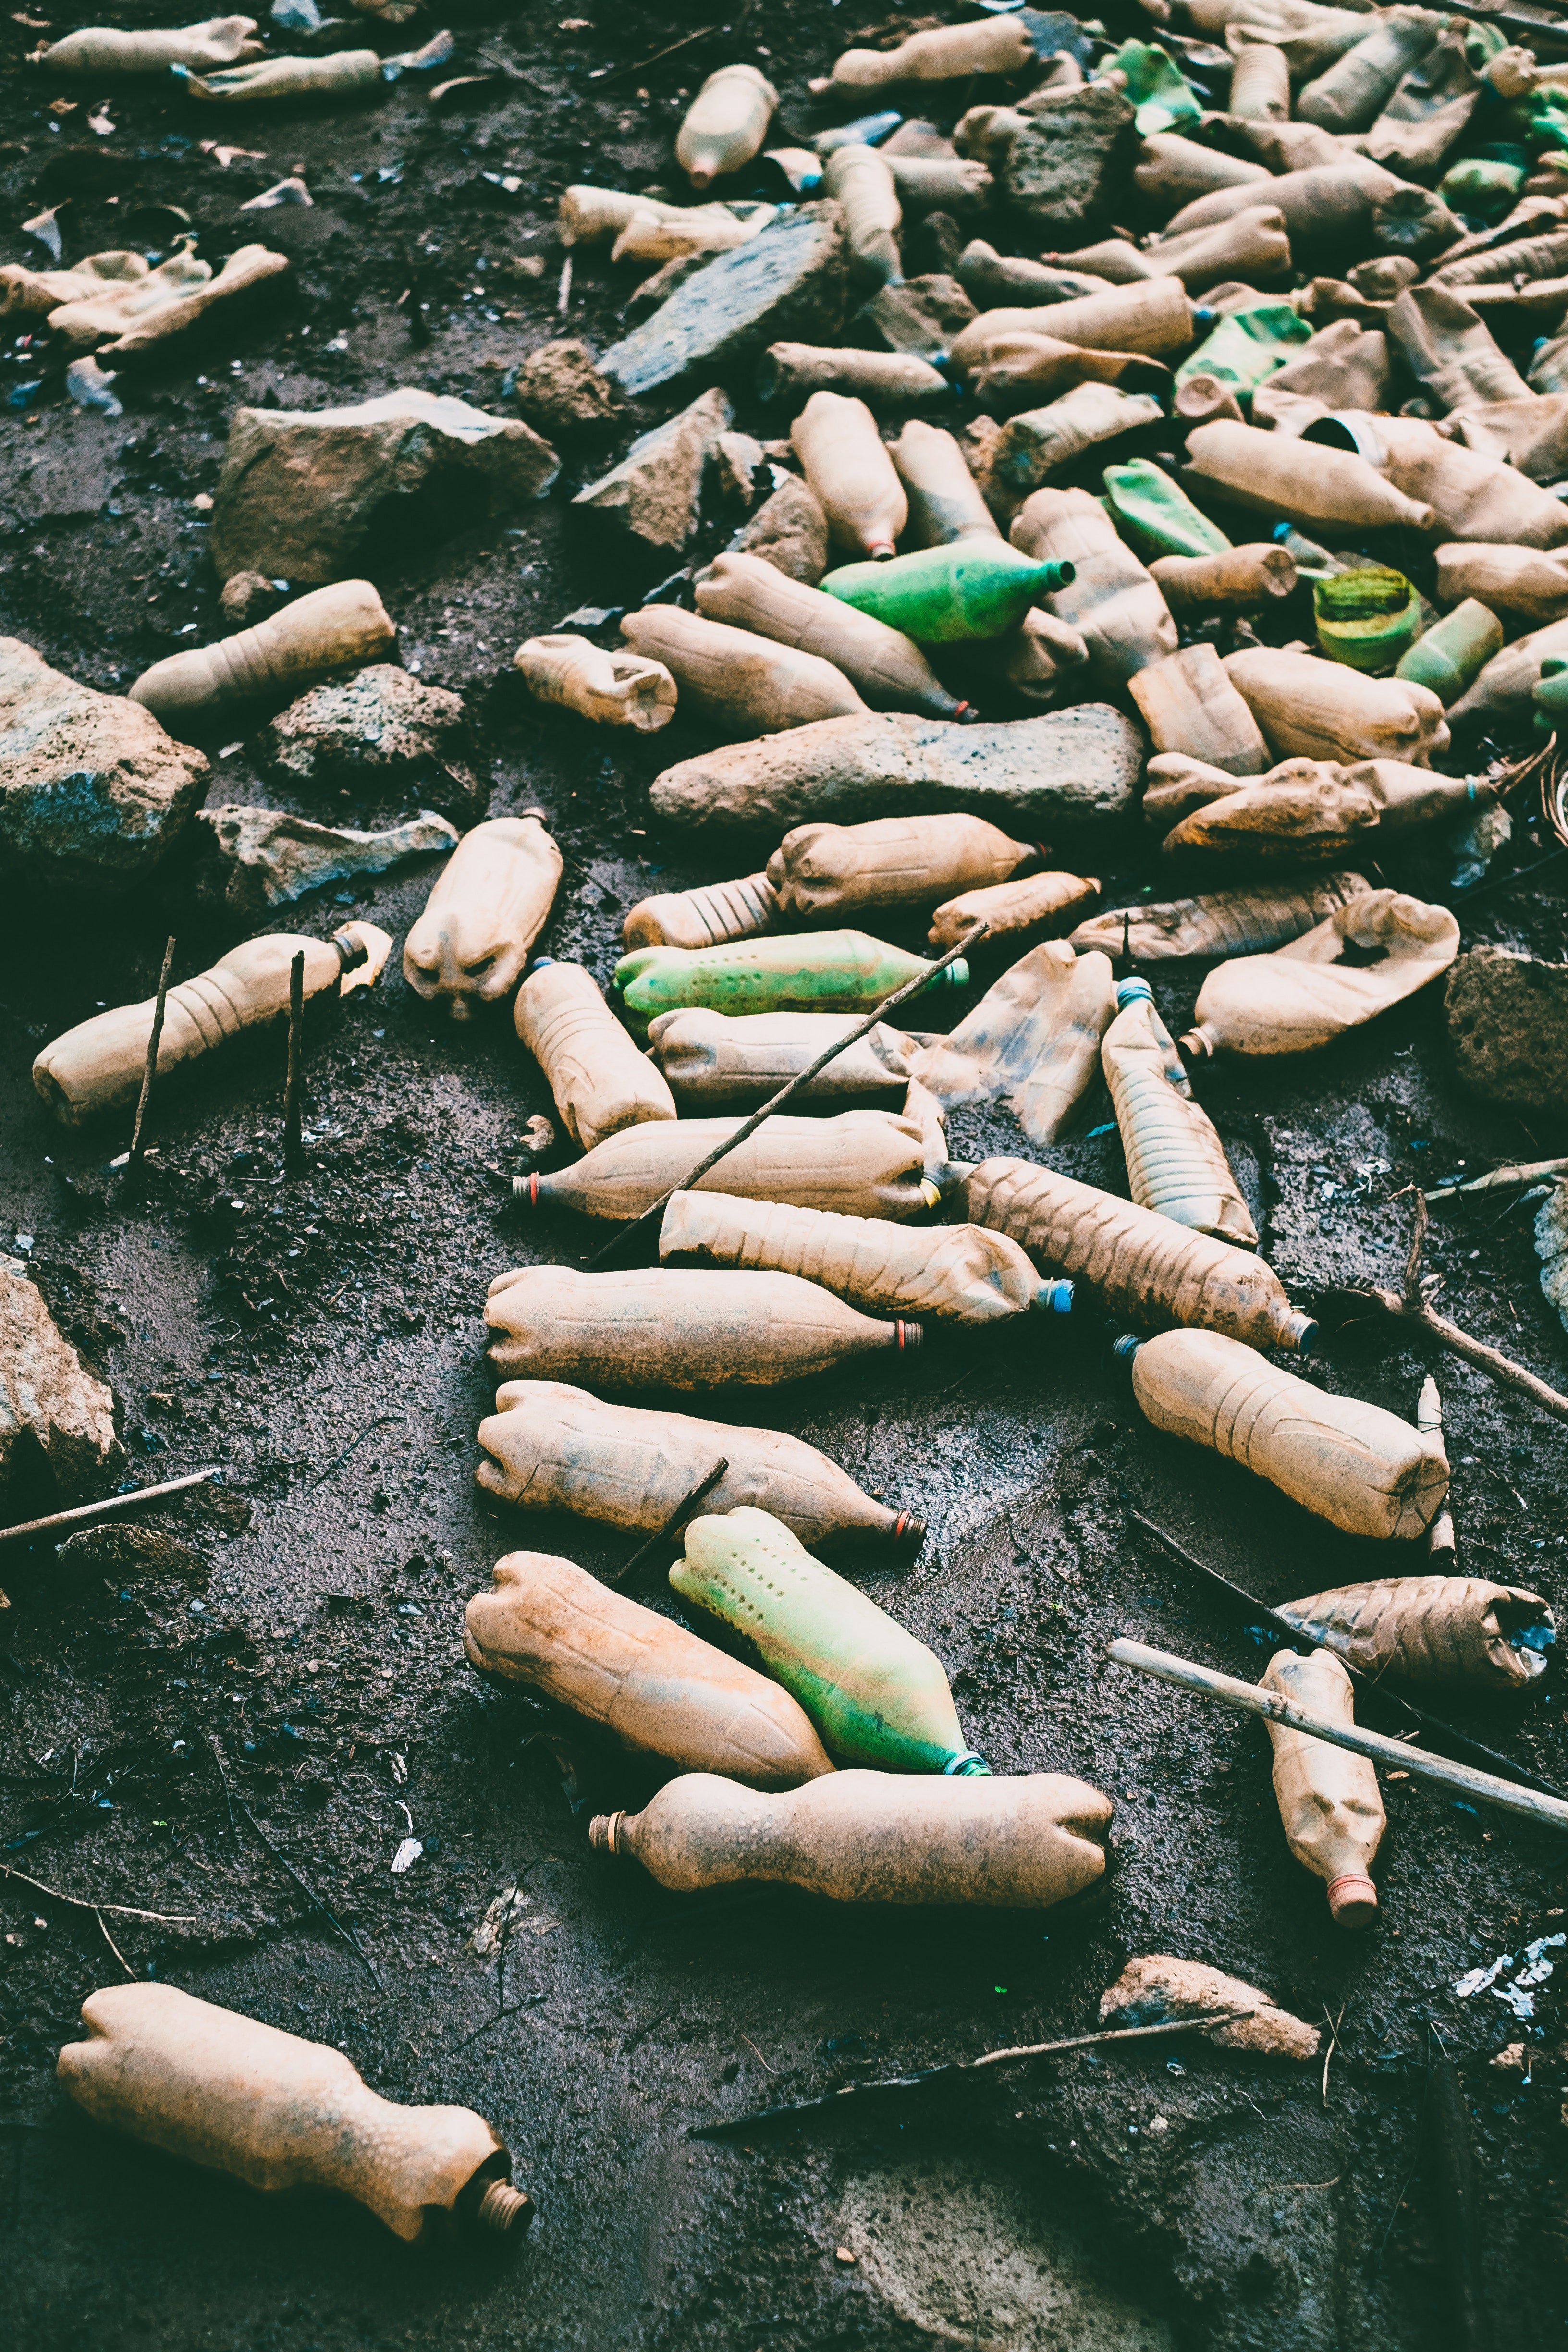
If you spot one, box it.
[2,4,1568,2347]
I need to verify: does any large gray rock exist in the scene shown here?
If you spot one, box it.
[209,388,560,585]
[727,469,829,584]
[860,273,977,360]
[599,204,847,400]
[259,664,481,814]
[0,637,208,893]
[1000,86,1138,238]
[573,388,734,559]
[0,1256,122,1506]
[1446,945,1568,1115]
[194,803,458,917]
[649,707,1143,834]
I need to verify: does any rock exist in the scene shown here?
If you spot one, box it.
[598,202,847,400]
[218,570,285,627]
[625,252,710,318]
[1099,1955,1321,2062]
[1536,1182,1568,1337]
[509,338,624,438]
[1000,85,1138,238]
[209,387,560,586]
[0,1256,122,1506]
[1446,945,1568,1115]
[860,273,977,360]
[650,706,1143,834]
[905,210,965,278]
[56,1523,207,1583]
[259,664,482,817]
[0,637,208,894]
[573,388,734,560]
[714,429,766,505]
[193,803,458,917]
[727,469,830,583]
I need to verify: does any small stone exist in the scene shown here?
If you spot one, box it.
[834,2247,857,2266]
[0,1256,122,1506]
[218,570,285,628]
[193,803,458,917]
[626,252,711,318]
[714,429,766,506]
[906,209,965,278]
[573,387,734,560]
[860,273,977,361]
[999,85,1138,238]
[210,387,560,585]
[1491,2042,1527,2070]
[259,664,482,816]
[728,469,829,584]
[1535,1182,1568,1337]
[1446,945,1568,1114]
[1148,2114,1171,2134]
[1098,1956,1321,2063]
[599,203,847,400]
[0,637,208,894]
[509,337,624,439]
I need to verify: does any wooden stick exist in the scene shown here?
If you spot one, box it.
[283,947,306,1178]
[1357,1190,1568,1426]
[0,1862,198,1923]
[0,1466,220,1549]
[585,923,987,1270]
[1427,1157,1568,1202]
[609,1458,729,1591]
[1107,1638,1568,1834]
[125,934,175,1189]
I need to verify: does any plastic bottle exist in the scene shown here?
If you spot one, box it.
[175,48,387,101]
[822,142,903,287]
[1009,485,1178,691]
[622,873,780,952]
[32,18,265,73]
[590,1767,1112,1907]
[32,923,391,1126]
[1276,1573,1555,1695]
[1102,459,1231,562]
[476,1376,922,1548]
[465,1550,833,1786]
[767,814,1036,922]
[127,580,394,721]
[559,184,690,246]
[1312,564,1423,674]
[671,1507,981,1771]
[1103,979,1257,1246]
[1068,875,1368,962]
[1434,543,1568,624]
[1222,648,1449,766]
[1450,614,1568,728]
[514,958,676,1152]
[1134,130,1273,206]
[890,419,1004,546]
[956,237,1125,308]
[1129,644,1271,778]
[1184,420,1437,535]
[660,1189,1072,1324]
[515,1107,938,1221]
[821,539,1074,644]
[1148,543,1297,617]
[1145,204,1294,295]
[58,1984,530,2242]
[952,278,1197,364]
[809,15,1050,96]
[1394,599,1504,703]
[1159,767,1380,863]
[615,931,968,1025]
[1125,1326,1448,1537]
[694,550,969,720]
[1228,34,1290,119]
[1364,414,1564,546]
[513,633,677,732]
[1298,10,1441,133]
[1158,155,1401,247]
[1180,887,1460,1061]
[648,1008,915,1109]
[964,1156,1316,1350]
[930,868,1099,951]
[757,344,951,410]
[984,386,1165,518]
[1261,1649,1385,1927]
[619,605,866,735]
[914,942,1115,1147]
[675,62,777,189]
[485,1266,921,1390]
[404,812,563,1017]
[791,392,909,559]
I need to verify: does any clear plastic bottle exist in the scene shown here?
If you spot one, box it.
[1180,887,1460,1061]
[513,957,676,1151]
[1102,978,1257,1246]
[1262,1649,1385,1927]
[1070,875,1367,963]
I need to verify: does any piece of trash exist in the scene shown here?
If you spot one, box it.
[1179,891,1461,1064]
[58,1982,531,2240]
[201,143,269,167]
[621,601,866,735]
[1275,1577,1556,1693]
[429,76,499,107]
[835,2246,857,2266]
[390,1752,407,1786]
[22,202,66,260]
[514,634,676,732]
[698,551,968,723]
[127,580,394,723]
[240,175,312,210]
[1263,1649,1384,1928]
[623,874,778,953]
[64,355,120,416]
[33,21,265,71]
[515,959,677,1151]
[809,11,1051,98]
[616,930,967,1027]
[1102,976,1256,1245]
[391,1836,424,1874]
[404,812,562,1018]
[676,63,776,192]
[472,1886,530,1957]
[791,392,912,562]
[86,106,114,135]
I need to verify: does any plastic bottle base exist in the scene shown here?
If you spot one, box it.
[1326,1872,1378,1928]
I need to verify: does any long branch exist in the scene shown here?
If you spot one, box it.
[1356,1189,1568,1425]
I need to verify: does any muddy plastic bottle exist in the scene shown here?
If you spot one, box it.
[622,873,781,953]
[671,1507,982,1771]
[1125,1326,1448,1538]
[58,1984,530,2242]
[768,814,1036,922]
[1129,645,1271,778]
[984,387,1165,520]
[952,279,1197,366]
[465,1550,833,1786]
[914,942,1115,1147]
[1134,129,1273,207]
[404,812,563,1017]
[931,868,1099,951]
[823,142,903,288]
[676,61,777,190]
[559,183,688,246]
[1228,33,1290,119]
[694,550,968,721]
[486,1266,920,1391]
[1313,564,1424,674]
[128,580,394,721]
[1183,420,1437,536]
[1102,459,1231,563]
[1394,599,1504,703]
[1174,305,1311,413]
[1434,542,1568,624]
[1262,1649,1385,1927]
[1222,649,1449,767]
[616,931,967,1024]
[758,343,960,410]
[620,605,867,735]
[809,14,1049,96]
[1299,11,1441,133]
[1010,486,1178,692]
[821,540,1074,644]
[514,1108,937,1222]
[791,392,909,559]
[1160,767,1382,863]
[1278,1572,1555,1695]
[661,1188,1072,1325]
[649,1008,917,1110]
[1181,887,1461,1061]
[514,958,676,1152]
[1148,544,1297,619]
[32,924,391,1126]
[513,632,677,732]
[590,1767,1113,1907]
[1103,980,1257,1246]
[891,421,1004,548]
[1069,875,1368,963]
[964,1156,1316,1350]
[956,237,1124,308]
[476,1376,922,1547]
[33,18,265,73]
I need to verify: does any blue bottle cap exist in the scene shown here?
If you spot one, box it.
[1115,977,1152,1007]
[943,1751,992,1776]
[1110,1332,1143,1363]
[1038,1278,1074,1316]
[527,956,556,973]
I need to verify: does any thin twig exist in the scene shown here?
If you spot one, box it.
[236,1803,383,1990]
[610,1460,729,1591]
[1356,1191,1568,1425]
[0,1466,220,1550]
[208,1734,237,1845]
[1321,2005,1344,2111]
[96,1911,136,1978]
[125,934,175,1192]
[283,948,306,1178]
[588,22,721,82]
[0,1862,198,1922]
[740,2033,776,2075]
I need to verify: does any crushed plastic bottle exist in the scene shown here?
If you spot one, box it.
[1009,486,1177,690]
[1069,874,1369,962]
[1103,978,1257,1246]
[404,812,563,1018]
[513,633,677,732]
[914,941,1115,1145]
[1262,1649,1385,1928]
[1102,457,1231,561]
[514,957,676,1152]
[1180,888,1460,1061]
[1275,1575,1556,1694]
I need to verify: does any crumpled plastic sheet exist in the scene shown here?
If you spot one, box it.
[1454,1930,1566,2018]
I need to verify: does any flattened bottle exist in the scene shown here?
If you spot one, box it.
[1102,978,1257,1246]
[1262,1649,1385,1927]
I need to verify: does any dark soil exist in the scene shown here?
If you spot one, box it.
[2,6,1567,2349]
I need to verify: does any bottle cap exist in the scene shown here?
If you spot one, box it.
[1115,977,1153,1008]
[937,958,970,990]
[891,1510,926,1544]
[943,1751,991,1776]
[1192,306,1217,331]
[1326,1872,1378,1928]
[588,1810,624,1855]
[894,1318,921,1351]
[527,956,556,973]
[1038,1278,1074,1316]
[869,540,897,561]
[1109,1332,1143,1363]
[919,1177,945,1209]
[513,1171,543,1207]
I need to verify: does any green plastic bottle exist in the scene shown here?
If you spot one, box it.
[821,541,1076,644]
[1439,145,1529,222]
[1103,458,1231,562]
[1395,599,1503,704]
[616,930,968,1026]
[670,1507,989,1774]
[1174,302,1311,411]
[1110,37,1201,136]
[1534,651,1568,736]
[1313,565,1423,674]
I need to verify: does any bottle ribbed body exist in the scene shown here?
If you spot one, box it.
[616,931,960,1023]
[1102,988,1257,1246]
[792,391,909,558]
[648,1009,916,1109]
[1274,1574,1554,1692]
[622,874,781,951]
[514,960,676,1150]
[1262,1650,1384,1927]
[1229,39,1289,120]
[128,580,394,718]
[526,1109,935,1221]
[769,814,1034,921]
[1070,875,1367,961]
